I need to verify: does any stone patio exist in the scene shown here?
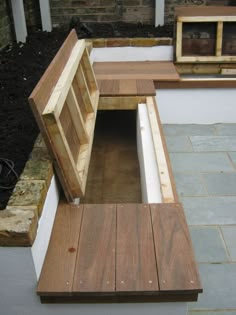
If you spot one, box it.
[163,124,236,315]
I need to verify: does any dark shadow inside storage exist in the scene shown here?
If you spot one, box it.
[80,110,142,204]
[222,22,236,55]
[182,22,217,56]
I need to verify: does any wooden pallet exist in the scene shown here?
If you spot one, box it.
[37,202,202,303]
[29,31,99,198]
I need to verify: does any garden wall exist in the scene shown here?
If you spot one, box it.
[0,0,41,50]
[0,1,12,49]
[50,0,155,26]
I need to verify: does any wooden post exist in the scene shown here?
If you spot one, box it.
[39,0,52,32]
[11,0,27,43]
[216,21,223,57]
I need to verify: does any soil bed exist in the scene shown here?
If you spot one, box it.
[0,22,173,209]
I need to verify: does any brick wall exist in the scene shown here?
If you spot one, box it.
[165,0,231,24]
[24,0,41,30]
[50,0,155,26]
[0,1,12,49]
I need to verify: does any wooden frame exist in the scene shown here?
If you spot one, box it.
[42,40,99,197]
[175,7,236,63]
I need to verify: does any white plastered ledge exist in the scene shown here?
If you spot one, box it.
[90,46,173,62]
[156,88,236,124]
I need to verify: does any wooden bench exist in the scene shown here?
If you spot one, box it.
[29,29,202,303]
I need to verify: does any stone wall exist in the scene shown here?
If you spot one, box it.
[49,0,155,26]
[0,1,12,49]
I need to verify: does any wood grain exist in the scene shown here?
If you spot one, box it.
[73,204,116,292]
[37,202,83,295]
[150,203,202,293]
[116,204,159,292]
[29,29,78,202]
[94,61,180,81]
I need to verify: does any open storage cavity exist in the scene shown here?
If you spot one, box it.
[81,110,142,204]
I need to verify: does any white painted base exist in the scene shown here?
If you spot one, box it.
[90,46,173,62]
[137,104,162,203]
[156,88,236,124]
[31,176,60,279]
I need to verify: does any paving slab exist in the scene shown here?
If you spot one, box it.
[174,173,207,197]
[190,136,236,152]
[188,263,236,310]
[165,136,193,152]
[189,311,236,315]
[182,197,236,225]
[189,226,228,263]
[170,153,234,172]
[215,123,236,136]
[202,173,236,196]
[221,226,236,261]
[229,152,236,169]
[163,124,216,136]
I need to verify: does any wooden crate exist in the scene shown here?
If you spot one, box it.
[175,6,236,63]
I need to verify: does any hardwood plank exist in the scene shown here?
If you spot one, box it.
[155,79,236,89]
[175,6,236,17]
[136,79,155,96]
[150,203,202,294]
[100,79,120,95]
[73,204,116,293]
[37,202,83,295]
[29,29,78,202]
[116,204,159,292]
[146,97,177,203]
[94,61,180,82]
[119,79,137,95]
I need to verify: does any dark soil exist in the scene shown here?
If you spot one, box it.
[0,22,173,209]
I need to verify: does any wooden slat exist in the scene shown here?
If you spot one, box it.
[146,96,176,203]
[99,79,120,95]
[150,203,202,294]
[94,61,180,81]
[81,48,98,93]
[43,110,83,196]
[66,86,89,144]
[176,21,183,61]
[155,78,236,89]
[116,204,159,292]
[43,40,86,119]
[76,64,94,113]
[29,29,78,202]
[136,79,155,95]
[216,21,223,57]
[37,202,83,295]
[98,79,155,96]
[73,204,116,292]
[98,96,146,110]
[119,79,137,95]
